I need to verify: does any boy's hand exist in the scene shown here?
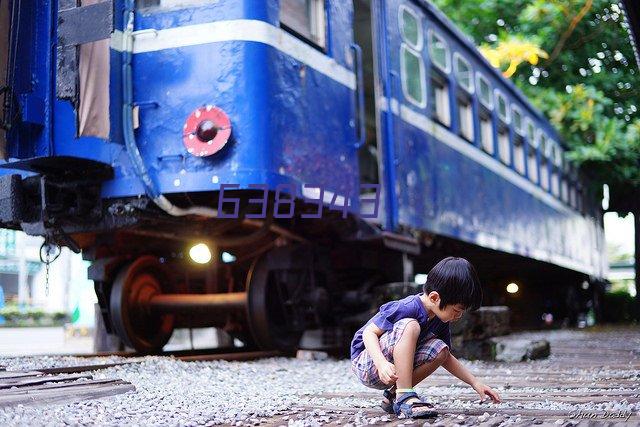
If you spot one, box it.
[472,381,501,403]
[376,360,398,385]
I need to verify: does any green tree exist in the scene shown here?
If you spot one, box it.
[432,0,640,318]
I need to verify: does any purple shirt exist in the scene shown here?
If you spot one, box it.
[350,293,451,360]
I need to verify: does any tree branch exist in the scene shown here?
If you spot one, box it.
[545,0,593,66]
[566,24,605,50]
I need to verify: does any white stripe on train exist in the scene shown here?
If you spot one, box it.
[110,19,356,90]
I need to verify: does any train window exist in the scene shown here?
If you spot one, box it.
[563,156,572,175]
[539,163,549,191]
[538,131,547,156]
[495,90,510,124]
[68,0,110,139]
[539,132,550,190]
[513,138,525,174]
[526,118,535,142]
[401,45,426,107]
[495,92,510,165]
[512,106,524,135]
[550,142,561,197]
[476,73,493,109]
[564,160,575,203]
[542,134,553,161]
[527,151,538,183]
[513,134,527,175]
[428,30,450,73]
[458,94,474,141]
[480,112,494,154]
[552,143,563,167]
[498,128,510,165]
[280,0,326,48]
[527,133,539,183]
[512,108,525,173]
[431,73,451,126]
[570,185,577,208]
[454,53,474,93]
[561,177,569,203]
[399,4,423,50]
[551,170,560,196]
[577,188,584,213]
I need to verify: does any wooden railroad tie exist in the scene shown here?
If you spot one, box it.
[0,369,135,407]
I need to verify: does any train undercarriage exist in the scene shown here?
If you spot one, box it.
[86,228,605,354]
[85,227,604,354]
[85,219,412,354]
[0,171,604,354]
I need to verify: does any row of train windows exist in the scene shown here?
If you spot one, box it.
[398,5,586,212]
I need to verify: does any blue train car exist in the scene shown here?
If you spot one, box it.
[0,0,606,352]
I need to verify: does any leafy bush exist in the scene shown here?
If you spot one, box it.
[0,304,69,327]
[52,312,68,322]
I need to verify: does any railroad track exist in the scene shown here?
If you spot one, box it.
[37,349,282,375]
[0,349,281,408]
[65,344,278,358]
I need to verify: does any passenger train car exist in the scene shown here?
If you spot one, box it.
[0,0,606,352]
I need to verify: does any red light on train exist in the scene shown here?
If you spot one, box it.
[183,105,231,157]
[196,120,218,142]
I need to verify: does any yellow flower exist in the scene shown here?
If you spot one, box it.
[480,38,549,78]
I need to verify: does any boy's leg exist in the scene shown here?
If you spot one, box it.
[379,348,448,402]
[352,318,424,391]
[391,319,421,390]
[391,321,440,417]
[412,347,449,386]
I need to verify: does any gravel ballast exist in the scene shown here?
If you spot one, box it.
[0,328,638,426]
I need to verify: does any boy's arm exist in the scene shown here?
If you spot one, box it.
[362,323,398,385]
[442,353,501,403]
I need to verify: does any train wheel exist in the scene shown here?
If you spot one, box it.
[246,253,309,352]
[110,256,175,353]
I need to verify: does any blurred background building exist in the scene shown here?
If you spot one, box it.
[0,229,96,328]
[605,212,636,297]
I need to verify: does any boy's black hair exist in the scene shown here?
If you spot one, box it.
[423,256,482,310]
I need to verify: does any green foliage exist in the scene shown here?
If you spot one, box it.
[525,84,640,188]
[0,304,69,327]
[432,0,640,209]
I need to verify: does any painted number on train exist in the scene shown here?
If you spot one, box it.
[216,184,381,219]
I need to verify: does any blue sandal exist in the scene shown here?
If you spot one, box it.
[393,391,438,419]
[380,388,396,414]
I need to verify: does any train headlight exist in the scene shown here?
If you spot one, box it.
[189,243,212,264]
[506,282,519,294]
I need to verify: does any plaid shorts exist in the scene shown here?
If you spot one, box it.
[351,318,449,389]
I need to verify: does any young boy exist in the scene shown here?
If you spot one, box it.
[350,257,501,418]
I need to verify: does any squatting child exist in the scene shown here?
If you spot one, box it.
[350,256,501,419]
